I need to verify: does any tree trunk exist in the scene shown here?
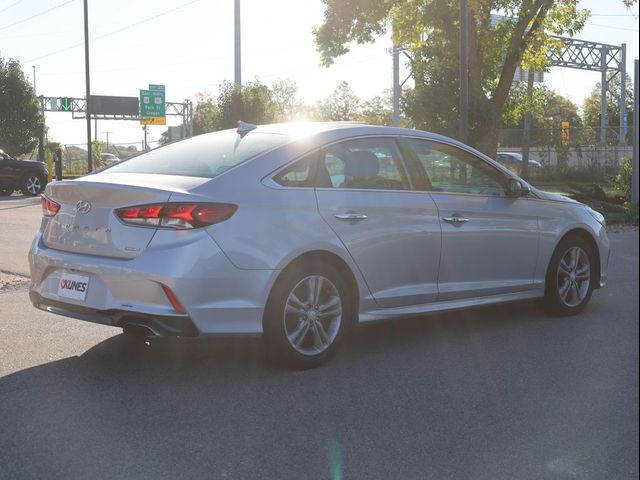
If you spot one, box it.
[468,97,500,158]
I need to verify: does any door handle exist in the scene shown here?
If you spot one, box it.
[442,216,470,224]
[334,212,368,221]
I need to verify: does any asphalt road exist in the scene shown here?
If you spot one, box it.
[0,198,638,480]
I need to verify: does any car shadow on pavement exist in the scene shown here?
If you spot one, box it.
[0,300,615,480]
[5,299,552,381]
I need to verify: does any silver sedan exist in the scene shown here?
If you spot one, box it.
[29,122,609,367]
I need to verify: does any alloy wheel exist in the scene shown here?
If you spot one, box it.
[26,176,41,195]
[556,246,591,308]
[283,275,342,356]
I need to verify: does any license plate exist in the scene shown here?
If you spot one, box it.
[57,273,90,301]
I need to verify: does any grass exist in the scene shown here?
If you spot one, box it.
[530,178,638,225]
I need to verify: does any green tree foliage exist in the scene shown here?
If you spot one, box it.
[614,156,633,199]
[582,73,634,144]
[314,0,588,155]
[358,90,396,126]
[271,79,302,122]
[193,80,286,134]
[502,84,581,146]
[0,56,44,156]
[193,92,221,135]
[317,81,361,121]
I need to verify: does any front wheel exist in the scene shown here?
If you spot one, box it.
[263,263,353,368]
[544,236,595,316]
[21,174,44,196]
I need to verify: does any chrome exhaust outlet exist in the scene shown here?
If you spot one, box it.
[122,323,159,337]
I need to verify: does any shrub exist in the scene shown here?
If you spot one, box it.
[613,156,632,200]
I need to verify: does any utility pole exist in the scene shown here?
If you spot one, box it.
[83,0,93,172]
[632,59,639,205]
[234,0,241,88]
[392,45,400,127]
[459,0,469,144]
[32,65,36,93]
[102,131,113,151]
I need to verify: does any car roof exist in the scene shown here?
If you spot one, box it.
[250,122,471,147]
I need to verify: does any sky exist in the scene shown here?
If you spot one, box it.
[0,0,638,151]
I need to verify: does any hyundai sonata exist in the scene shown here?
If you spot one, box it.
[29,122,609,367]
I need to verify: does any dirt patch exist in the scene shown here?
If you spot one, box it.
[0,271,30,292]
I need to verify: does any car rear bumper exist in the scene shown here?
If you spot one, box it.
[29,229,277,335]
[30,291,198,336]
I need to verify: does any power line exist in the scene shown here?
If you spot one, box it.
[0,0,75,32]
[0,0,23,15]
[587,22,639,32]
[24,0,200,63]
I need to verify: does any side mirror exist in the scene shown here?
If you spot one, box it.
[506,178,531,198]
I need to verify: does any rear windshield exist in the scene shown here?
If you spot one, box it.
[107,130,291,178]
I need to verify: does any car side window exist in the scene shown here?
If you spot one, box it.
[273,153,317,187]
[317,138,411,191]
[404,138,506,196]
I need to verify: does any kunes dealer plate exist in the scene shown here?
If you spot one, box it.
[57,273,90,301]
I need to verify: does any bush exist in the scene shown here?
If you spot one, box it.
[613,156,632,200]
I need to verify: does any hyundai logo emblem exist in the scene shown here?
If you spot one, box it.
[76,200,92,214]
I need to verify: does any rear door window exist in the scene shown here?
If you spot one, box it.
[316,137,411,191]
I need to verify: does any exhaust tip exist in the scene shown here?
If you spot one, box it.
[122,323,158,337]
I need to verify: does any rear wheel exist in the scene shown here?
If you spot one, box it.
[21,174,44,196]
[544,236,595,316]
[263,262,353,368]
[0,186,13,196]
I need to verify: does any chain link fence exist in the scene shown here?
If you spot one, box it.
[499,126,633,176]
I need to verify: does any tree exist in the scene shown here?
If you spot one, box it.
[314,0,589,156]
[193,80,278,134]
[317,81,361,121]
[502,84,582,146]
[357,90,397,126]
[193,92,221,135]
[271,79,302,122]
[0,56,44,156]
[582,73,634,144]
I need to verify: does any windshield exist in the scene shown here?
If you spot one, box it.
[107,130,291,178]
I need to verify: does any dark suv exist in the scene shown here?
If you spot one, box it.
[0,150,48,196]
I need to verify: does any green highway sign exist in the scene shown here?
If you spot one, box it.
[60,97,73,111]
[139,84,165,124]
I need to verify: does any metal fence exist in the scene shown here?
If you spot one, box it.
[499,127,633,174]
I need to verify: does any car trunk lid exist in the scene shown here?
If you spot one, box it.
[42,173,209,259]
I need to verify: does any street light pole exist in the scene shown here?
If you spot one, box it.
[83,0,93,172]
[234,0,241,89]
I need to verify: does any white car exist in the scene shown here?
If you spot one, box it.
[100,153,121,166]
[497,151,542,170]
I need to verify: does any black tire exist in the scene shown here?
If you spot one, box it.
[21,174,44,196]
[263,261,355,369]
[544,235,596,316]
[0,186,14,196]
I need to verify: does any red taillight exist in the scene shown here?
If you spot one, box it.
[41,194,60,217]
[115,202,237,229]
